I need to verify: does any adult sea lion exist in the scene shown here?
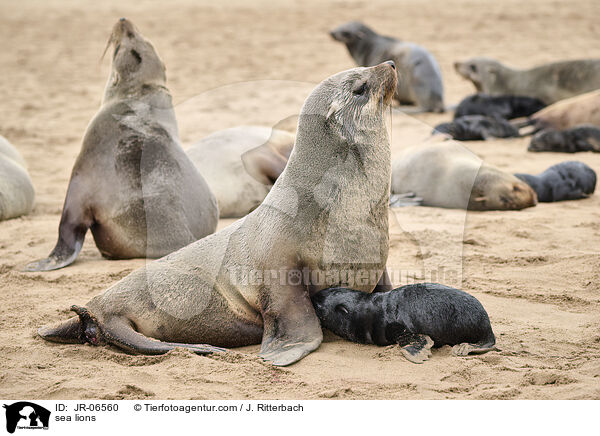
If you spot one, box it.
[24,19,218,272]
[528,125,600,153]
[0,136,35,221]
[37,62,398,366]
[434,115,520,141]
[186,126,295,218]
[522,89,600,132]
[390,141,537,210]
[330,21,444,112]
[515,161,596,202]
[454,93,546,120]
[311,283,497,364]
[454,58,600,104]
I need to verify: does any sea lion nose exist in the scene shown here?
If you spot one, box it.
[385,60,396,70]
[120,17,126,22]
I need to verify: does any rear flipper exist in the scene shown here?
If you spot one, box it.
[452,341,499,356]
[389,193,423,208]
[39,305,226,356]
[398,333,434,364]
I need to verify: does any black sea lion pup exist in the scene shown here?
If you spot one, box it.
[24,18,218,271]
[37,62,398,366]
[454,94,546,120]
[528,125,600,153]
[433,115,520,141]
[330,21,444,112]
[515,161,596,202]
[311,283,497,364]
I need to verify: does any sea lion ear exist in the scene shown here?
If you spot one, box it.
[356,29,367,39]
[326,101,341,120]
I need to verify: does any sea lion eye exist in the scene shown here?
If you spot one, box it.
[131,49,142,64]
[335,304,349,315]
[353,82,367,96]
[470,64,477,73]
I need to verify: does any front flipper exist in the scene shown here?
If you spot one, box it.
[24,182,91,271]
[452,341,499,356]
[258,283,322,366]
[399,333,434,364]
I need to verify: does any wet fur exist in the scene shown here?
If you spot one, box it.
[454,93,546,120]
[434,115,520,141]
[529,125,600,153]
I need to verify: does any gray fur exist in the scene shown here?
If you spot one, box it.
[24,19,218,272]
[38,62,398,367]
[529,125,600,153]
[455,57,600,104]
[454,93,546,120]
[515,161,596,202]
[331,21,444,112]
[434,115,520,141]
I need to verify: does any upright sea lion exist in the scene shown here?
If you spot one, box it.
[37,62,398,366]
[0,136,35,221]
[24,19,218,272]
[311,283,497,364]
[528,125,600,153]
[454,94,546,120]
[330,21,444,112]
[523,89,600,131]
[390,141,537,210]
[434,115,520,141]
[454,58,600,104]
[515,161,596,202]
[186,126,295,218]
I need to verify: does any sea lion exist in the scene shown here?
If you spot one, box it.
[522,89,600,132]
[330,21,444,112]
[454,58,600,104]
[311,283,497,364]
[433,115,520,141]
[37,62,398,366]
[515,161,596,202]
[186,126,295,218]
[454,93,546,120]
[0,136,35,221]
[390,141,537,210]
[24,19,218,272]
[528,125,600,153]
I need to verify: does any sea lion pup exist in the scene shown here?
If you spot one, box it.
[454,93,546,120]
[390,141,537,210]
[433,115,520,141]
[24,19,218,272]
[454,58,600,104]
[521,89,600,132]
[37,62,398,366]
[186,126,295,218]
[330,21,444,112]
[311,284,497,364]
[528,125,600,153]
[0,136,35,221]
[515,161,596,202]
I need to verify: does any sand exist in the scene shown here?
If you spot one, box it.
[1,0,599,400]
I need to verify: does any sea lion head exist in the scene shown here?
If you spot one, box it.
[329,21,376,44]
[102,18,167,100]
[296,61,397,150]
[469,167,538,210]
[311,288,368,342]
[454,57,503,92]
[528,129,563,152]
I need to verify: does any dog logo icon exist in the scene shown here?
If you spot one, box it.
[3,402,50,433]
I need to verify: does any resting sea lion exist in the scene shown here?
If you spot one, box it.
[24,19,218,272]
[330,21,444,112]
[522,89,600,132]
[454,58,600,104]
[528,125,600,153]
[186,126,295,218]
[454,93,546,120]
[515,161,596,202]
[434,115,520,141]
[0,136,35,221]
[390,141,537,210]
[37,62,398,366]
[311,283,497,364]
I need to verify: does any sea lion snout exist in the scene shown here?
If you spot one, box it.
[384,60,396,70]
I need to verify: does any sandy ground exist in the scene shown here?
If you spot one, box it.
[1,0,600,400]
